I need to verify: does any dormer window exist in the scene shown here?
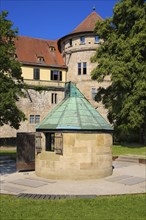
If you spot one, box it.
[95,36,99,44]
[80,36,85,44]
[50,46,55,52]
[37,56,45,63]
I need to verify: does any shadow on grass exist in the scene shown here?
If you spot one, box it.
[0,153,16,160]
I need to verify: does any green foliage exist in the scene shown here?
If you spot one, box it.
[0,11,26,129]
[91,0,146,143]
[0,194,146,220]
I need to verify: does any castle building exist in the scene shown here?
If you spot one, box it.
[0,11,110,139]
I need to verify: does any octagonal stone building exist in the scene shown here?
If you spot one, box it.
[35,82,113,179]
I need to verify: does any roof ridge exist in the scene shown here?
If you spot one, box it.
[65,82,85,98]
[75,11,102,28]
[81,98,107,129]
[18,35,58,42]
[75,97,82,129]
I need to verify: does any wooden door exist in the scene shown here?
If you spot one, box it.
[16,132,35,171]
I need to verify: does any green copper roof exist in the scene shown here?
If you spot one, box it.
[36,82,113,132]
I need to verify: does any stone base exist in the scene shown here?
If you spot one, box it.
[35,132,113,180]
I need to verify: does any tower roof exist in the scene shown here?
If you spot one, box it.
[36,82,113,132]
[70,11,103,34]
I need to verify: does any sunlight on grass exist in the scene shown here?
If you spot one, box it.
[0,194,145,220]
[112,145,146,157]
[0,150,16,154]
[0,148,16,159]
[1,145,146,157]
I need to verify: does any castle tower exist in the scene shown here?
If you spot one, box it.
[58,11,110,120]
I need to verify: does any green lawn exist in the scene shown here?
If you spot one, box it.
[0,149,16,160]
[112,145,146,157]
[0,194,145,220]
[0,150,16,154]
[1,145,146,158]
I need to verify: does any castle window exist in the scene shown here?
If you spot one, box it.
[35,115,40,124]
[46,133,54,151]
[30,115,35,124]
[51,70,62,81]
[51,93,57,104]
[78,63,81,75]
[95,36,99,43]
[69,39,72,47]
[30,115,40,124]
[33,68,40,80]
[83,62,87,75]
[91,88,97,100]
[78,62,87,75]
[80,36,85,44]
[46,133,63,155]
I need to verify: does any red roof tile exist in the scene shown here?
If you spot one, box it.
[15,36,66,68]
[70,11,102,34]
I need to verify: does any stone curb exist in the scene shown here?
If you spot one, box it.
[113,156,146,164]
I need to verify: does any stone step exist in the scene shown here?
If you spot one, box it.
[116,156,139,163]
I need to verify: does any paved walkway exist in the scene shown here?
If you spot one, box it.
[0,160,146,197]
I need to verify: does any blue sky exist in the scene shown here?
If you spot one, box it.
[1,0,118,40]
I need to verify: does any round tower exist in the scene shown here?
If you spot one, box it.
[58,11,110,120]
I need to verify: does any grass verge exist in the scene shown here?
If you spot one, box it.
[0,194,146,220]
[0,149,16,159]
[112,145,146,157]
[1,144,146,158]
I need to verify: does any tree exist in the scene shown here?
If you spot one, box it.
[91,0,146,143]
[0,11,26,129]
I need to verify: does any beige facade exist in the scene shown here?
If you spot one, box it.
[22,66,67,82]
[35,132,113,180]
